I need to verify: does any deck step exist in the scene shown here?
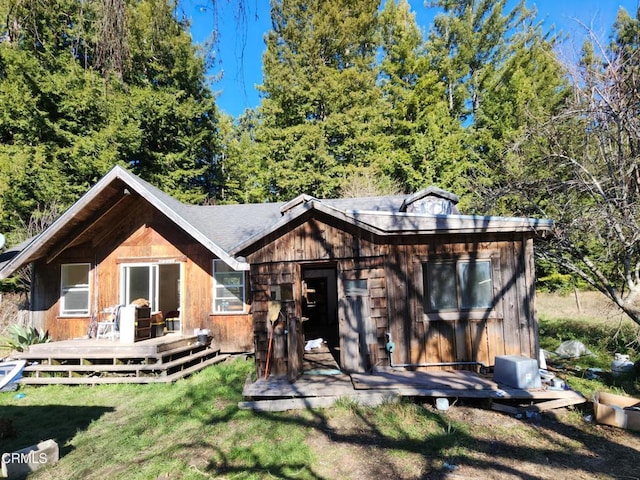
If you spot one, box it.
[20,355,230,385]
[18,337,227,385]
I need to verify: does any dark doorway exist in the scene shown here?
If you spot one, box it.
[302,268,339,367]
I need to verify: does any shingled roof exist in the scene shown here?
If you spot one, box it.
[0,166,552,279]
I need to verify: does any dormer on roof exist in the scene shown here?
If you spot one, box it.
[400,186,460,215]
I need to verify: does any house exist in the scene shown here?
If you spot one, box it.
[0,166,552,379]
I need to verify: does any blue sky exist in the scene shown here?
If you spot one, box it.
[182,0,638,118]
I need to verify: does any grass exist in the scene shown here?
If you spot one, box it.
[1,357,639,479]
[0,291,639,479]
[537,291,640,398]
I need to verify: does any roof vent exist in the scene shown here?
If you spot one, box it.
[280,194,316,215]
[400,186,460,215]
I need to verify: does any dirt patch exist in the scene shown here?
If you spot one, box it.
[304,400,640,480]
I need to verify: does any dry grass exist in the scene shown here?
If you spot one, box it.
[537,291,627,323]
[0,293,29,338]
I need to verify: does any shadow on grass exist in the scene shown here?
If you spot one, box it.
[0,405,114,455]
[14,359,636,480]
[196,397,640,480]
[119,359,639,479]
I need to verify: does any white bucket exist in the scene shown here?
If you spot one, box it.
[435,398,450,411]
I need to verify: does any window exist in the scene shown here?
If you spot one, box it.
[60,263,91,316]
[345,279,367,297]
[213,260,245,313]
[424,259,493,313]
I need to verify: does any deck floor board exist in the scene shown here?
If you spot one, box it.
[242,345,587,409]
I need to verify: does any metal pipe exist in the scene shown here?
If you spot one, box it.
[384,332,487,372]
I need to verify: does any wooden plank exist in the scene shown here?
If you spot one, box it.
[18,338,205,362]
[490,402,521,415]
[20,354,229,385]
[238,391,399,412]
[469,319,490,366]
[22,347,220,375]
[385,386,585,401]
[287,315,303,381]
[243,375,354,398]
[521,396,587,411]
[161,354,230,382]
[438,318,456,365]
[491,395,587,414]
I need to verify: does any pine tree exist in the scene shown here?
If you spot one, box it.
[424,0,569,208]
[255,0,388,200]
[378,0,466,198]
[0,0,221,233]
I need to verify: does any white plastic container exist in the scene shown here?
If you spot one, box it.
[494,355,542,389]
[612,353,634,377]
[435,398,450,411]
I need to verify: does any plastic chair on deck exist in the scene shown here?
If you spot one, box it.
[96,305,122,340]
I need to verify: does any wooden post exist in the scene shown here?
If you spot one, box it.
[368,343,379,370]
[273,320,287,375]
[574,287,583,313]
[287,315,303,382]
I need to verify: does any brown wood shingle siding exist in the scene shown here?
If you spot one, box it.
[245,216,539,375]
[30,199,251,350]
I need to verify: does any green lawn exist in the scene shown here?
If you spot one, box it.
[1,300,639,479]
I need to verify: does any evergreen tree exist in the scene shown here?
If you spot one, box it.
[378,0,466,199]
[255,0,389,200]
[210,110,268,204]
[0,0,221,233]
[424,0,569,208]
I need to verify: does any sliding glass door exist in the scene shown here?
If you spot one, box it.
[120,262,182,327]
[121,264,159,311]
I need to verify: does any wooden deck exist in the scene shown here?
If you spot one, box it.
[15,334,229,385]
[241,345,587,412]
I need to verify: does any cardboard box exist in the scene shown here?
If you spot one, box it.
[593,391,640,431]
[493,355,541,389]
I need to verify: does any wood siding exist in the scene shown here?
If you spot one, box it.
[31,198,253,352]
[209,314,253,352]
[244,215,540,375]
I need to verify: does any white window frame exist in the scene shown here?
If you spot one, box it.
[120,263,159,312]
[60,263,91,316]
[212,260,246,314]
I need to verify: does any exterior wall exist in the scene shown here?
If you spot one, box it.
[31,245,96,340]
[30,199,253,351]
[209,313,253,352]
[244,214,539,375]
[387,234,538,370]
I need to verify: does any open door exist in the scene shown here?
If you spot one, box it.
[120,262,182,331]
[339,279,375,373]
[301,267,339,366]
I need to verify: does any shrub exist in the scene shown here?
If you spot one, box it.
[536,273,574,294]
[0,324,50,352]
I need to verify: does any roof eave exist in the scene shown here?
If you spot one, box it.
[0,166,249,277]
[230,204,553,257]
[120,172,248,271]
